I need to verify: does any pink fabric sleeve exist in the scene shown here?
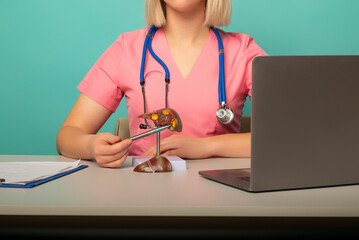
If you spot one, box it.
[77,35,125,112]
[243,36,268,98]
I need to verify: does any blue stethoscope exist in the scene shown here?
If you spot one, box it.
[139,26,234,129]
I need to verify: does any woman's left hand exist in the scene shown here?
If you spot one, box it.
[142,134,213,159]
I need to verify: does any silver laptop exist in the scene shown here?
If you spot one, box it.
[199,56,359,192]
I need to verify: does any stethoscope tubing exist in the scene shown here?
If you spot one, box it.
[211,27,226,104]
[141,26,226,104]
[139,26,233,126]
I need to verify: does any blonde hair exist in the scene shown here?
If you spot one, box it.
[145,0,232,27]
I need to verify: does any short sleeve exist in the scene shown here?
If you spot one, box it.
[243,36,268,98]
[77,34,125,112]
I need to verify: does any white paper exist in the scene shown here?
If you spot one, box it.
[132,156,187,171]
[0,160,81,185]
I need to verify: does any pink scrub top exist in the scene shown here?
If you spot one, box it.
[77,27,267,156]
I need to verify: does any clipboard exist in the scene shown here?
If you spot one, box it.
[0,165,88,188]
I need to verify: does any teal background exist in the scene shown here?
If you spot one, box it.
[1,0,359,155]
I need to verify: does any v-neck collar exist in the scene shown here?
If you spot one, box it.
[156,27,213,81]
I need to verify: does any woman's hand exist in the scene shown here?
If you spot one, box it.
[142,134,213,159]
[89,133,132,168]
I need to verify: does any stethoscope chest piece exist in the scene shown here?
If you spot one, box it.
[216,104,234,125]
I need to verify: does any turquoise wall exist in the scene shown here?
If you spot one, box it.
[1,0,359,155]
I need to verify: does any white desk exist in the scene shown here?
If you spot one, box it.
[1,155,359,238]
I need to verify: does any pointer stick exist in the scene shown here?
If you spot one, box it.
[129,125,171,141]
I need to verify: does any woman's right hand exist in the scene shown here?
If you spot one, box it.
[57,94,133,167]
[89,133,132,168]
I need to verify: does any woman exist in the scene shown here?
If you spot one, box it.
[56,0,267,168]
